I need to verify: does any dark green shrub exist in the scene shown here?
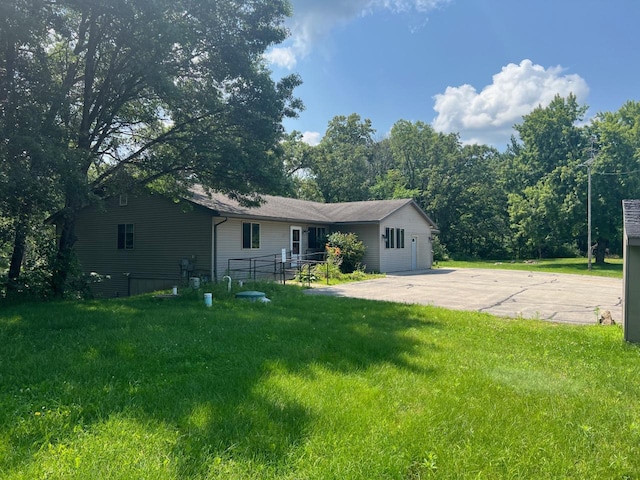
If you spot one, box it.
[432,235,450,262]
[326,232,366,273]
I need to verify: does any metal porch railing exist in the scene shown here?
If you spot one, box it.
[227,251,329,286]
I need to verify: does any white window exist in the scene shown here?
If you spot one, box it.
[242,222,260,249]
[385,227,405,249]
[117,224,134,249]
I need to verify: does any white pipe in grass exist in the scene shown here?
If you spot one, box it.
[222,275,232,293]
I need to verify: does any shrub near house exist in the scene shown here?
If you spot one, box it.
[326,232,366,273]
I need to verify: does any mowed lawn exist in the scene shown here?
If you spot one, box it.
[1,282,640,479]
[439,257,624,278]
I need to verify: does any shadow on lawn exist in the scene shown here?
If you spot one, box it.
[0,284,440,477]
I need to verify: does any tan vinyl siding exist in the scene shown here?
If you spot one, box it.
[74,194,212,297]
[216,219,323,281]
[379,205,434,273]
[332,224,381,272]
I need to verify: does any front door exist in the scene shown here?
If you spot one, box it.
[411,236,418,270]
[290,226,302,267]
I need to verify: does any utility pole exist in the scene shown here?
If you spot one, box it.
[580,139,596,271]
[587,159,592,271]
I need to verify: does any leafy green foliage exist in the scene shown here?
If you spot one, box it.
[282,95,640,262]
[311,114,375,202]
[504,94,587,259]
[1,0,303,296]
[326,232,366,273]
[294,256,375,285]
[0,1,64,294]
[588,101,640,261]
[431,235,450,261]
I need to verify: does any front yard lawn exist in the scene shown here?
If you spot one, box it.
[1,283,639,479]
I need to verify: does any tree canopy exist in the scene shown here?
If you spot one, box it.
[290,98,640,262]
[1,0,303,295]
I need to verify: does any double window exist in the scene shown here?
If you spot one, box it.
[385,227,405,249]
[117,224,134,249]
[308,227,327,250]
[242,222,260,249]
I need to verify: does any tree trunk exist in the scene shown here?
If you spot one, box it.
[51,208,78,298]
[595,238,608,265]
[6,214,29,295]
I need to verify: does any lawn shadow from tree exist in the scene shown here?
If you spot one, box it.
[0,284,441,477]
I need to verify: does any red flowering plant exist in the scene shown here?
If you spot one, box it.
[326,232,365,274]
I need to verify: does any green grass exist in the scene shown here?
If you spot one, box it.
[1,283,640,479]
[438,257,624,278]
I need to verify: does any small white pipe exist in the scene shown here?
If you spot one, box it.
[222,275,232,293]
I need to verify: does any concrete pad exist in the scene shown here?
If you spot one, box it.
[304,268,623,325]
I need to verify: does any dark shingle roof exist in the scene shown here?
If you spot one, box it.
[623,200,640,244]
[315,199,420,223]
[189,186,333,223]
[188,185,438,228]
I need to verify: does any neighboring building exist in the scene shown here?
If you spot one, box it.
[69,186,438,297]
[623,200,640,342]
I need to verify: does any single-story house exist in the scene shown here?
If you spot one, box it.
[623,199,640,342]
[70,186,439,297]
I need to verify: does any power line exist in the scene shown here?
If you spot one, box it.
[593,168,640,176]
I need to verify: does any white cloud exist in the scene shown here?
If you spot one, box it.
[266,0,451,68]
[301,131,321,146]
[264,47,297,70]
[432,59,590,147]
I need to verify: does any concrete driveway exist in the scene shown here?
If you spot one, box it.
[304,268,623,325]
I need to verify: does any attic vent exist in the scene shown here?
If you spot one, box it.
[119,194,128,206]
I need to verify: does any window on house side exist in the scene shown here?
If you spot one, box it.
[396,228,405,248]
[117,224,134,249]
[119,193,128,206]
[242,222,260,249]
[309,227,327,249]
[385,227,405,249]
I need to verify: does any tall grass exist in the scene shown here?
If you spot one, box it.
[1,283,639,478]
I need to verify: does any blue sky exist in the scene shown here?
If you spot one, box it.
[266,0,639,148]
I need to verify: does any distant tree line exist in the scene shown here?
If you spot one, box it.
[281,95,640,263]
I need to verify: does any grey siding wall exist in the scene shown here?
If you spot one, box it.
[379,205,434,273]
[215,219,329,281]
[74,194,212,297]
[623,240,640,342]
[332,224,381,272]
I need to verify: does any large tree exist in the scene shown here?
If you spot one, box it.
[0,1,62,294]
[589,101,640,262]
[1,0,302,295]
[376,120,511,258]
[311,114,375,202]
[505,95,587,258]
[279,130,323,200]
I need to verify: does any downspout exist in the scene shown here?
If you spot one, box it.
[212,217,228,283]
